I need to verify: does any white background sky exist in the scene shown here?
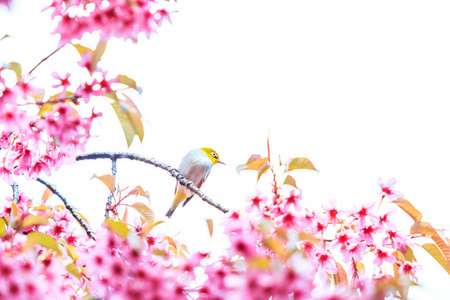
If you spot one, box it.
[1,0,450,299]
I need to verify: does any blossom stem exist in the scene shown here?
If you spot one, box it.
[36,177,96,240]
[76,152,229,214]
[376,195,385,215]
[28,44,65,74]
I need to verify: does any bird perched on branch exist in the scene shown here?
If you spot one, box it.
[166,148,225,218]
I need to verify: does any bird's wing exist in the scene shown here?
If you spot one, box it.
[175,149,212,193]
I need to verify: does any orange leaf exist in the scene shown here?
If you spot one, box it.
[431,233,450,265]
[392,199,422,222]
[131,202,155,225]
[33,204,50,211]
[164,236,178,251]
[41,187,53,203]
[333,261,349,286]
[257,161,271,182]
[285,157,317,172]
[92,174,116,193]
[128,186,150,205]
[236,154,269,174]
[206,219,213,237]
[410,221,437,236]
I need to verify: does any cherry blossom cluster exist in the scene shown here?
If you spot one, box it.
[0,193,85,299]
[46,0,172,44]
[0,69,100,181]
[235,177,421,298]
[0,175,430,299]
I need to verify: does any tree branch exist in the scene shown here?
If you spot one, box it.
[76,152,230,214]
[11,181,19,204]
[28,45,65,74]
[36,177,96,240]
[105,158,117,218]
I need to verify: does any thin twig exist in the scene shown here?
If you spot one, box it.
[28,45,65,74]
[11,181,19,204]
[36,177,96,240]
[76,152,229,214]
[105,158,117,218]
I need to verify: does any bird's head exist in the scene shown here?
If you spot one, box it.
[200,147,225,165]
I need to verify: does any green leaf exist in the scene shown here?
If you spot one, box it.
[131,202,155,225]
[285,157,317,172]
[402,245,417,262]
[153,249,167,258]
[392,198,422,222]
[22,215,48,228]
[420,243,450,276]
[283,174,297,189]
[6,62,22,79]
[248,256,271,270]
[62,243,80,261]
[110,92,144,148]
[257,161,270,182]
[92,39,108,71]
[206,219,213,237]
[26,232,62,255]
[0,218,6,238]
[29,88,45,102]
[104,219,130,240]
[236,154,269,174]
[117,75,142,94]
[72,44,93,57]
[356,261,365,275]
[65,262,81,280]
[92,174,116,193]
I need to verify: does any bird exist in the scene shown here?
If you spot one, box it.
[166,147,224,218]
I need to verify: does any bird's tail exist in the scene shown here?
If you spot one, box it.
[165,208,175,218]
[166,190,187,218]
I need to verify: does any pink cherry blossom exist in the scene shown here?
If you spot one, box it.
[342,241,367,263]
[329,229,358,251]
[245,191,267,213]
[398,261,422,281]
[322,198,339,226]
[315,248,338,275]
[282,189,302,211]
[378,177,404,200]
[373,246,396,267]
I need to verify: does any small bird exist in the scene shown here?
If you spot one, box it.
[166,148,224,218]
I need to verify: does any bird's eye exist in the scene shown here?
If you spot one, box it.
[212,152,217,158]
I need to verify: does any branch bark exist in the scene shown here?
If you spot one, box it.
[36,178,96,240]
[11,181,19,204]
[105,158,117,218]
[76,152,229,214]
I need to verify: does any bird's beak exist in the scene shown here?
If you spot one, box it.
[217,159,225,165]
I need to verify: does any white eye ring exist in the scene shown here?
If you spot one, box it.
[212,152,217,158]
